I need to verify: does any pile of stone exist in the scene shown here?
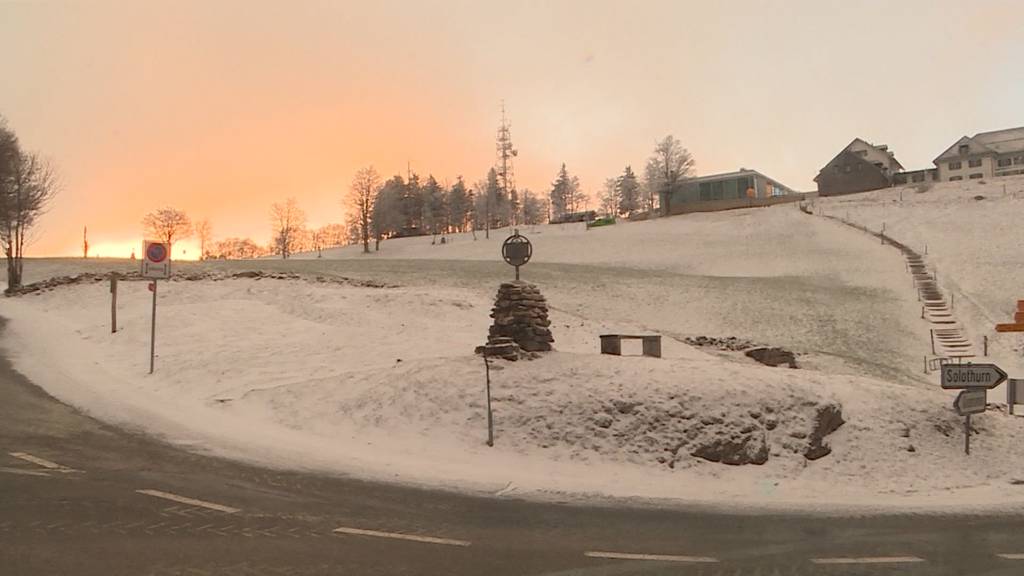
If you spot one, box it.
[481,281,553,355]
[683,335,755,351]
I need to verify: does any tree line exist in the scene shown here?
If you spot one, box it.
[1,109,699,280]
[146,134,695,260]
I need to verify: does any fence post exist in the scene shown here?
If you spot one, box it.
[110,274,118,333]
[984,335,988,357]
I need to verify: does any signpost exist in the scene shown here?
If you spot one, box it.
[501,230,532,281]
[940,363,1007,456]
[142,240,170,374]
[954,389,987,455]
[940,363,1007,390]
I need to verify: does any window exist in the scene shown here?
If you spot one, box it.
[968,158,982,168]
[950,176,963,181]
[843,165,852,173]
[948,161,961,170]
[969,173,983,179]
[855,150,868,157]
[1014,156,1024,165]
[998,158,1012,167]
[959,144,970,155]
[912,173,924,183]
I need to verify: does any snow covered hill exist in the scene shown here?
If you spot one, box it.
[3,199,1024,512]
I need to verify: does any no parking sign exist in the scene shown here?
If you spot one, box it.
[142,240,170,279]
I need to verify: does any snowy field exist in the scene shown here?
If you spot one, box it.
[5,203,1024,512]
[817,176,1024,383]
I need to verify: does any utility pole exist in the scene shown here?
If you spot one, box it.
[83,226,89,259]
[496,101,518,227]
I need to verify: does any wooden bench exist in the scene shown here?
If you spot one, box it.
[600,334,662,358]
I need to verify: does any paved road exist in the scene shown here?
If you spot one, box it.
[1,322,1023,575]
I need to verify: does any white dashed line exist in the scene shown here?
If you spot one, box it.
[0,466,52,477]
[333,526,471,547]
[9,451,79,472]
[997,553,1024,560]
[136,489,240,514]
[585,551,719,563]
[810,556,924,565]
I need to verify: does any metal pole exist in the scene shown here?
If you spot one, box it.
[964,414,971,455]
[149,279,157,374]
[484,352,493,447]
[930,329,935,354]
[1009,379,1015,416]
[110,275,118,333]
[515,264,519,282]
[983,335,988,357]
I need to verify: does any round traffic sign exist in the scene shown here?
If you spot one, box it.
[147,242,168,263]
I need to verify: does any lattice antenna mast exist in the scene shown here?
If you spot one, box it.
[496,101,518,226]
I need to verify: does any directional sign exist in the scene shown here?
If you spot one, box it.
[142,240,171,279]
[954,389,987,416]
[940,363,1007,390]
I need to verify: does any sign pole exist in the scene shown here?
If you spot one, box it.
[483,351,493,447]
[964,414,970,455]
[110,275,118,333]
[149,279,157,374]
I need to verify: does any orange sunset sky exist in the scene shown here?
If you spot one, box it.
[2,0,1022,258]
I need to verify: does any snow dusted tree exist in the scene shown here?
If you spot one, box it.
[195,219,212,260]
[348,166,381,253]
[211,237,264,259]
[371,175,404,250]
[550,164,583,218]
[600,178,618,216]
[402,172,424,233]
[270,197,306,259]
[0,118,58,290]
[422,175,448,241]
[484,167,504,231]
[447,176,470,232]
[616,165,641,216]
[520,188,545,225]
[645,135,695,214]
[143,207,192,251]
[549,163,570,219]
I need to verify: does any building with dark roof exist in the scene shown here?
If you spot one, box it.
[814,138,904,196]
[659,168,800,216]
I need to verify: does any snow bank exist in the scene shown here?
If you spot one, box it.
[7,272,1024,513]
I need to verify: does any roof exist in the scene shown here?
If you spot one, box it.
[934,127,1024,162]
[973,126,1024,154]
[683,168,796,190]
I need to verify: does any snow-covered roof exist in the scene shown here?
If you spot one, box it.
[973,127,1024,155]
[934,127,1024,162]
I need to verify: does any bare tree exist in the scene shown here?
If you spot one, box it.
[645,135,695,214]
[142,207,192,251]
[0,120,59,290]
[270,198,306,259]
[195,219,212,260]
[348,166,381,253]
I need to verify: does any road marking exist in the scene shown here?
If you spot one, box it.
[135,489,240,514]
[9,452,79,472]
[584,551,719,563]
[0,467,51,477]
[333,526,471,547]
[811,557,924,565]
[997,553,1024,560]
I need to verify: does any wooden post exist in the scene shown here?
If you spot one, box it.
[110,275,118,333]
[984,335,988,357]
[930,329,935,354]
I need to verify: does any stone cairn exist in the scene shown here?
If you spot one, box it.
[477,281,554,360]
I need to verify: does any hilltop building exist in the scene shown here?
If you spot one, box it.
[659,169,800,216]
[815,138,903,196]
[932,127,1024,182]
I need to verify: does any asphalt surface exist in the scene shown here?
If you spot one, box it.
[1,321,1024,575]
